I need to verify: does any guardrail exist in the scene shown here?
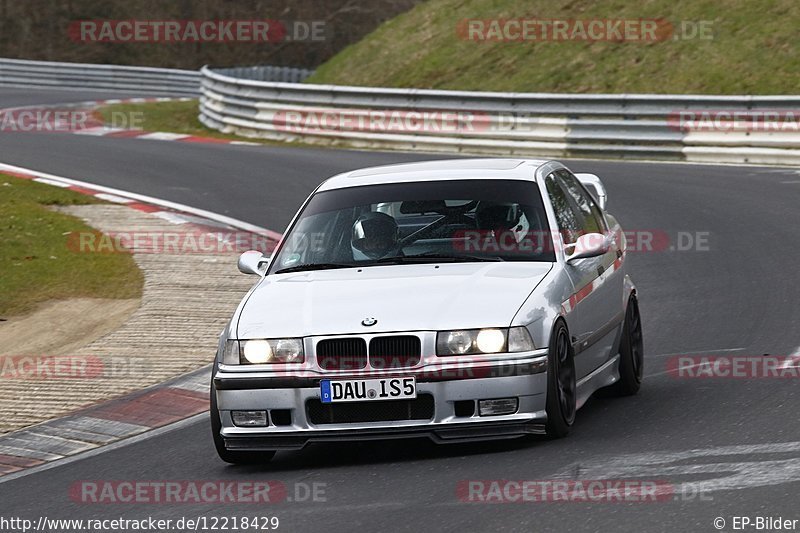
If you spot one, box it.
[199,65,800,165]
[0,58,201,96]
[212,65,314,84]
[0,59,313,97]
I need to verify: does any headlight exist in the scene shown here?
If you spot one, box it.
[436,327,534,356]
[507,326,535,352]
[222,338,305,364]
[242,339,273,364]
[441,330,475,355]
[272,338,304,362]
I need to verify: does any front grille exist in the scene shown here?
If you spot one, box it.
[306,394,435,424]
[369,335,421,368]
[316,338,367,370]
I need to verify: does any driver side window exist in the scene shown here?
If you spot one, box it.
[545,173,583,245]
[557,170,607,234]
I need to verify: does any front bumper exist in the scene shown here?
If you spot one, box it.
[214,350,550,450]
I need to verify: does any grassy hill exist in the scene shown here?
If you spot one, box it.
[0,0,420,69]
[306,0,799,94]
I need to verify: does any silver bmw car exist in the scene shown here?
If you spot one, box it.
[210,159,643,463]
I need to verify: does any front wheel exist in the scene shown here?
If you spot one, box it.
[210,371,275,464]
[545,321,577,438]
[604,295,644,396]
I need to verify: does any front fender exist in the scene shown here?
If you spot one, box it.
[511,265,577,351]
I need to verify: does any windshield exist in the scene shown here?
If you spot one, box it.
[270,179,555,274]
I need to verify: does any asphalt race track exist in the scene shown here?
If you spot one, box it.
[2,88,799,532]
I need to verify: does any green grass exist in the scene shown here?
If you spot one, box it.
[306,0,799,94]
[99,100,312,146]
[0,175,143,317]
[98,99,317,147]
[98,100,234,140]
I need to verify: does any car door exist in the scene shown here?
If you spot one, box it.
[544,172,592,379]
[555,170,624,375]
[544,171,621,378]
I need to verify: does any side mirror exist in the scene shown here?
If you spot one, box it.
[575,173,608,210]
[565,233,610,263]
[238,250,270,275]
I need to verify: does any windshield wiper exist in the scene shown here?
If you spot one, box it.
[374,252,504,264]
[273,262,356,274]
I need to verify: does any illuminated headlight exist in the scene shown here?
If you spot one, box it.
[476,329,506,353]
[437,329,506,355]
[436,327,534,356]
[222,339,304,364]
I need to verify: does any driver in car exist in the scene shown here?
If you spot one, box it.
[472,202,524,254]
[351,211,401,260]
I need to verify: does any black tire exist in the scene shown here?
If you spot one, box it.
[545,320,577,438]
[210,371,275,464]
[603,295,644,397]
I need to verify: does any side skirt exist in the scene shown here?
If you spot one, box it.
[575,354,620,409]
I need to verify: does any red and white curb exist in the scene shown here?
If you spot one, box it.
[0,161,283,479]
[1,97,261,147]
[0,368,210,477]
[0,162,282,242]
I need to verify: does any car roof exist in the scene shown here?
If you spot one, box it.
[316,158,552,192]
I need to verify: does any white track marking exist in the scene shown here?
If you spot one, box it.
[93,192,133,203]
[152,211,190,224]
[137,132,191,141]
[649,347,745,358]
[0,161,282,240]
[780,346,800,369]
[645,363,702,379]
[555,441,800,495]
[32,177,70,188]
[72,127,126,136]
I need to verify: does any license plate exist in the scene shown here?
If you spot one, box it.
[320,377,416,403]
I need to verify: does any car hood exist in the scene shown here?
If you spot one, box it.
[236,262,553,338]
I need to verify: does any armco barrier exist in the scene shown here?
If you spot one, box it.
[0,58,201,96]
[199,65,800,165]
[0,59,313,97]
